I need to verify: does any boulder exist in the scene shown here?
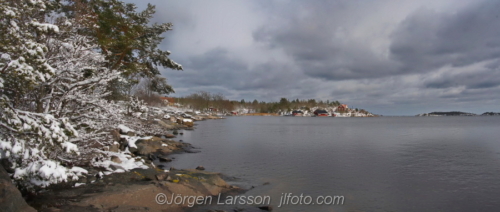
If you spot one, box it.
[154,119,175,130]
[134,137,169,156]
[0,165,37,212]
[195,166,205,170]
[109,143,120,152]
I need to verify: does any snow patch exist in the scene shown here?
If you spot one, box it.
[119,135,152,149]
[74,183,85,187]
[92,151,148,174]
[117,124,133,134]
[61,142,79,155]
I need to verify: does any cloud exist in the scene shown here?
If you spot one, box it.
[252,1,402,80]
[164,47,308,100]
[123,0,500,115]
[390,1,500,73]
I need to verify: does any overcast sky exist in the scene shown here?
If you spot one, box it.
[124,0,500,115]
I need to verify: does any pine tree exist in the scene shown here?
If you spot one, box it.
[62,0,182,99]
[1,0,88,189]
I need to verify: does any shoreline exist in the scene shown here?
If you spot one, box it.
[8,114,248,212]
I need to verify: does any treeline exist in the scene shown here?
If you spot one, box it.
[239,98,343,113]
[174,92,360,113]
[176,91,234,112]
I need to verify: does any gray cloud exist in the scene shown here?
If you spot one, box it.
[126,0,500,115]
[423,61,500,90]
[165,47,307,100]
[253,1,400,80]
[390,1,500,74]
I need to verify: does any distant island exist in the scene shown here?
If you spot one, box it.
[416,111,500,116]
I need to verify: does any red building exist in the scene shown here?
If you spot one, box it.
[336,104,349,112]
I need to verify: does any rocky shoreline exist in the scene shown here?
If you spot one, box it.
[1,114,268,212]
[27,167,242,212]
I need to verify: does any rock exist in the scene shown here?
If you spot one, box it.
[0,159,13,173]
[184,149,200,153]
[0,164,37,212]
[155,173,168,181]
[154,119,175,130]
[164,133,175,138]
[29,168,239,212]
[148,153,157,161]
[195,166,205,170]
[86,175,96,184]
[109,143,120,152]
[134,137,165,156]
[263,182,270,185]
[258,205,273,211]
[127,131,136,136]
[110,156,122,163]
[158,155,172,162]
[169,167,176,171]
[118,137,128,151]
[172,130,179,135]
[128,147,138,155]
[110,129,121,142]
[179,132,184,135]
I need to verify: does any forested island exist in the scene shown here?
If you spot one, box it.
[416,111,500,116]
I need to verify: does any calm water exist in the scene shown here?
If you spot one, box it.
[167,116,500,212]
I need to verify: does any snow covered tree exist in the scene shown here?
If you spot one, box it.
[0,0,90,189]
[1,0,183,190]
[1,0,125,189]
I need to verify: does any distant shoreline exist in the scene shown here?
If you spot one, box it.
[416,111,500,116]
